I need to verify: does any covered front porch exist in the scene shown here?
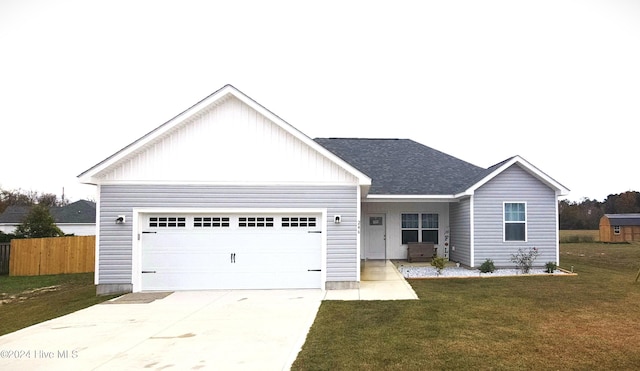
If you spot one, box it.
[362,200,458,261]
[323,260,418,300]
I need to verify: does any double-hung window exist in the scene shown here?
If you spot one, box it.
[504,202,526,241]
[401,213,439,244]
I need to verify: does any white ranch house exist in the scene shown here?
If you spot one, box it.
[79,85,569,295]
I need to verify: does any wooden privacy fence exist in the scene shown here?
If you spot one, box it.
[10,236,95,276]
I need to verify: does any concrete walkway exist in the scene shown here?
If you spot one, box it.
[0,261,416,370]
[323,260,418,300]
[0,290,324,371]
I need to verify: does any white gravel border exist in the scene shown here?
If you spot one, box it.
[398,265,569,278]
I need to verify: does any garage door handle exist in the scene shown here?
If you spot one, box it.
[307,269,321,272]
[142,270,156,274]
[231,253,236,263]
[308,231,322,233]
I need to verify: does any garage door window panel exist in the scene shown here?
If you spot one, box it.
[282,217,317,227]
[239,217,274,227]
[194,217,230,228]
[149,216,186,228]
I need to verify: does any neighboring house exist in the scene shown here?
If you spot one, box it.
[599,214,640,242]
[78,84,569,295]
[0,200,96,236]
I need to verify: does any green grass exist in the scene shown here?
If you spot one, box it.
[293,243,640,370]
[560,229,599,243]
[0,273,117,336]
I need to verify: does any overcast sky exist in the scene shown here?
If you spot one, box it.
[1,0,638,203]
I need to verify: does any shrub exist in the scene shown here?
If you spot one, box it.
[431,256,446,275]
[0,231,16,243]
[479,259,496,273]
[545,261,557,273]
[510,247,539,274]
[14,205,63,238]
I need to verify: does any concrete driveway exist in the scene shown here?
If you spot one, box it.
[0,289,323,370]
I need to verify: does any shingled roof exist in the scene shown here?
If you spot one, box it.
[604,214,640,226]
[52,200,96,223]
[0,200,96,224]
[314,138,489,195]
[0,205,31,224]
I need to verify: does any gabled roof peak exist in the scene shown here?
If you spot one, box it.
[465,155,569,196]
[78,85,372,187]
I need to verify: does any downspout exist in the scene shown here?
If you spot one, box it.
[94,185,101,287]
[356,185,362,283]
[469,195,475,267]
[555,190,560,266]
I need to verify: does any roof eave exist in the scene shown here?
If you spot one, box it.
[365,194,458,202]
[464,156,570,196]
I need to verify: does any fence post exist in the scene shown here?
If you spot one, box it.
[0,243,10,275]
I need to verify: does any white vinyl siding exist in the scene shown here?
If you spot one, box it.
[473,164,558,267]
[449,198,471,266]
[97,184,358,287]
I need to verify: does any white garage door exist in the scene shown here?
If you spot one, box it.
[140,213,322,290]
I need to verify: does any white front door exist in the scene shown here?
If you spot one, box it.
[365,214,386,259]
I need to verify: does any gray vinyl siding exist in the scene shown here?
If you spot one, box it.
[98,184,358,285]
[473,164,558,267]
[449,198,471,266]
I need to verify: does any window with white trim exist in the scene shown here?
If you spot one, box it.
[401,213,439,244]
[614,226,621,235]
[504,202,526,241]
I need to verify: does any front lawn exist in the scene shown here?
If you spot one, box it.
[0,273,117,336]
[293,243,640,370]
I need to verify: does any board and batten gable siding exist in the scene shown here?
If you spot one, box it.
[473,164,558,267]
[97,96,357,184]
[97,184,358,288]
[449,198,471,266]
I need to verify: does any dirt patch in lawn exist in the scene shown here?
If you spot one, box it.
[0,285,62,305]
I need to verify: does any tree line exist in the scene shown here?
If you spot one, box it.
[0,188,68,213]
[559,191,640,230]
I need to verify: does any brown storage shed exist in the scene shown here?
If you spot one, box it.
[599,214,640,242]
